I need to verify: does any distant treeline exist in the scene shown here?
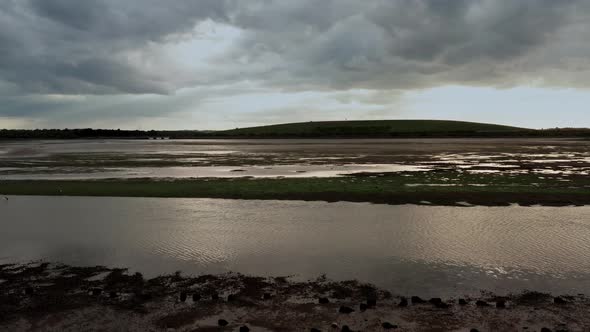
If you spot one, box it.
[0,128,210,139]
[1,127,590,139]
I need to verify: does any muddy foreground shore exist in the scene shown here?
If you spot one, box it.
[0,262,587,331]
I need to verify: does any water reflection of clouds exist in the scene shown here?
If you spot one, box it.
[2,196,590,296]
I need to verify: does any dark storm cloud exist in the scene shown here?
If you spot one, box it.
[0,0,229,95]
[28,0,228,41]
[220,0,588,90]
[1,0,590,126]
[1,0,589,95]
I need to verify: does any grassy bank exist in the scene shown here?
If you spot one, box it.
[3,120,590,139]
[220,119,526,137]
[1,171,588,206]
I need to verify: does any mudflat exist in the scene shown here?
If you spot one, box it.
[1,262,588,332]
[1,138,588,206]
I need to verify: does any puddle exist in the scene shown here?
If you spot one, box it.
[1,138,588,178]
[0,164,429,180]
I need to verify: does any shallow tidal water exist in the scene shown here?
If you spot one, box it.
[1,196,589,297]
[1,138,588,179]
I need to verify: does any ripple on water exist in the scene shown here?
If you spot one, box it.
[1,196,590,296]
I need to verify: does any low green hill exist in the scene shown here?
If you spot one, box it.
[219,120,529,137]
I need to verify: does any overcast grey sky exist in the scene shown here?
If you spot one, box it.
[1,0,590,130]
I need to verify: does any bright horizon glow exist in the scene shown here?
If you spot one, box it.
[2,86,588,130]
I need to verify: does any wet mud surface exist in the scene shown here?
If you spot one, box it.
[0,138,588,180]
[1,262,589,331]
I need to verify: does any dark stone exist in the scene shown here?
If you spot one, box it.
[91,288,102,296]
[470,329,479,332]
[554,297,567,304]
[211,293,219,300]
[135,292,153,301]
[475,300,489,307]
[227,294,236,302]
[435,301,450,309]
[263,292,272,300]
[193,293,201,302]
[541,328,552,332]
[411,296,426,304]
[179,291,187,302]
[367,297,377,307]
[382,322,398,329]
[398,297,408,307]
[310,329,321,332]
[218,319,229,327]
[458,299,468,305]
[429,298,443,305]
[318,297,330,304]
[359,303,368,311]
[496,300,506,308]
[331,323,339,329]
[239,326,250,332]
[339,306,354,314]
[341,325,352,332]
[24,287,34,296]
[138,292,152,301]
[109,291,117,299]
